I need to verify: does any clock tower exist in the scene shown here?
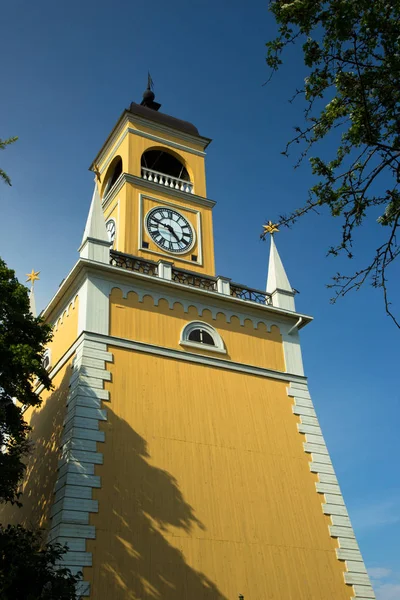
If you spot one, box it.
[92,84,215,276]
[1,85,375,600]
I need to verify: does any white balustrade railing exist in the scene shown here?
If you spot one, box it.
[141,167,194,194]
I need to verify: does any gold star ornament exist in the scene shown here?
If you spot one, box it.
[262,221,280,237]
[26,269,40,285]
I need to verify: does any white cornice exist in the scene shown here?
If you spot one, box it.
[42,330,308,390]
[42,257,313,330]
[126,112,211,149]
[101,172,216,211]
[90,331,307,385]
[43,262,87,325]
[128,127,206,159]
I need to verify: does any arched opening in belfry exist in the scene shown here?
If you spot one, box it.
[141,150,190,181]
[103,156,123,197]
[141,149,193,193]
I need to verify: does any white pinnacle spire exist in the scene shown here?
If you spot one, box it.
[267,235,292,293]
[266,235,296,311]
[81,183,109,246]
[29,286,37,317]
[79,182,111,263]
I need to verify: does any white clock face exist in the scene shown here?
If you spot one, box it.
[106,219,116,244]
[145,207,194,254]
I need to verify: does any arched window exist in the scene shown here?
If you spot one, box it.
[103,156,122,197]
[188,328,214,345]
[141,149,190,181]
[180,321,226,354]
[42,348,51,371]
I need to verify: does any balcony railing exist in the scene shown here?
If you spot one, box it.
[171,268,217,292]
[110,251,158,277]
[230,283,272,305]
[141,167,194,194]
[109,251,272,306]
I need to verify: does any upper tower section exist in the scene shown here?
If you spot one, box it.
[89,82,215,275]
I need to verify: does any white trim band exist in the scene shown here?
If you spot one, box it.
[88,331,307,385]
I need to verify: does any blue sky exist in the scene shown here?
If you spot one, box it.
[1,1,399,596]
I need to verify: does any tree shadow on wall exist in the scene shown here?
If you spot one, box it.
[91,408,228,600]
[0,366,72,530]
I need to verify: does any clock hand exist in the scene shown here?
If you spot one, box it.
[151,217,182,242]
[152,218,176,236]
[157,220,181,242]
[167,225,181,243]
[152,217,165,226]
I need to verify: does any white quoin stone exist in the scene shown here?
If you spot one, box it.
[266,236,296,311]
[79,183,111,263]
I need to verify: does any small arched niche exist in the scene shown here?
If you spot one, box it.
[102,156,123,198]
[141,149,193,193]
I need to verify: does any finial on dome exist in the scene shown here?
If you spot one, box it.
[140,72,161,111]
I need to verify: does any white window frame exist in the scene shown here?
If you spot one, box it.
[179,321,226,354]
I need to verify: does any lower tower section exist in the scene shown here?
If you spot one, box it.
[80,337,358,600]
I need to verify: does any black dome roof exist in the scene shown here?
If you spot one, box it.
[129,102,200,137]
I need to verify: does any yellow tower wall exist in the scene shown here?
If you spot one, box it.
[84,347,351,600]
[0,361,72,529]
[47,295,79,366]
[109,288,285,371]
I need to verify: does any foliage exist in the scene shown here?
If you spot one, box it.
[0,263,80,598]
[263,0,400,326]
[0,524,81,599]
[0,257,52,504]
[0,137,18,186]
